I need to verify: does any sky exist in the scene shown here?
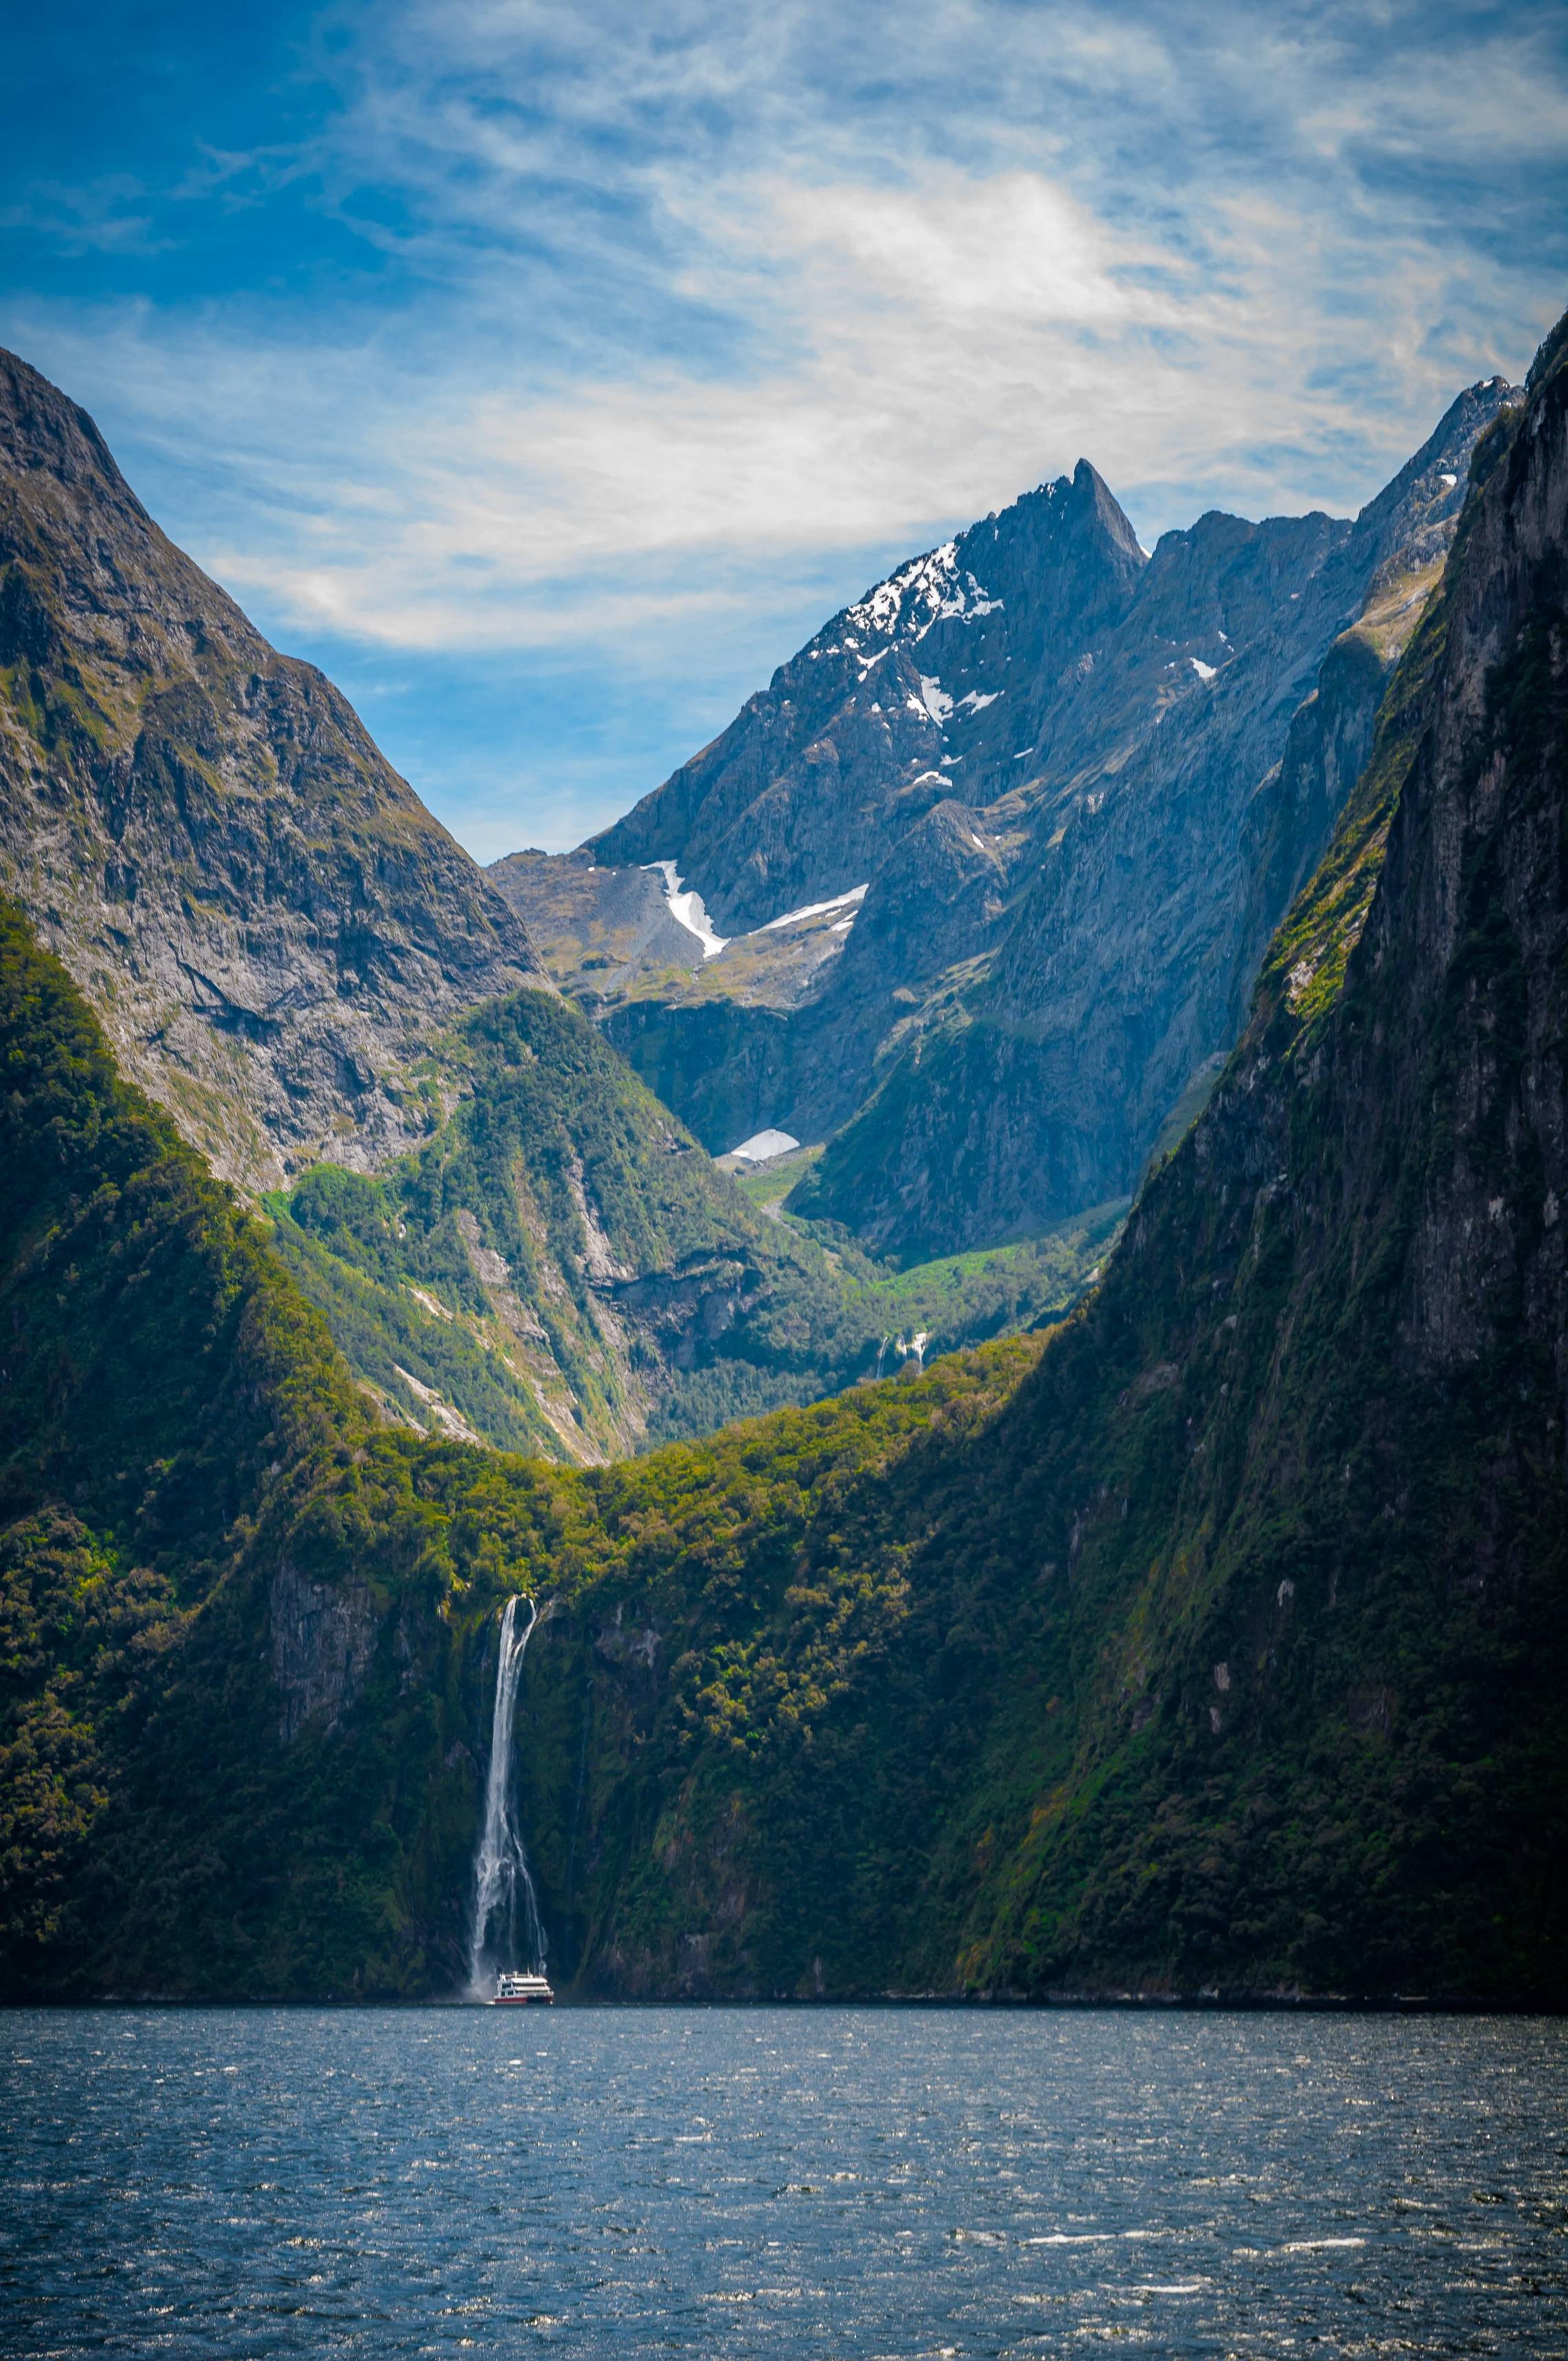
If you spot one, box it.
[3,2,1567,860]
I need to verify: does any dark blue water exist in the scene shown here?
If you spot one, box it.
[3,2007,1565,2356]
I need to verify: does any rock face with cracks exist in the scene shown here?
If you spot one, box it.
[0,346,548,1190]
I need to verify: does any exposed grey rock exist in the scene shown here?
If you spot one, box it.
[270,1558,376,1742]
[0,347,549,1189]
[590,460,1145,933]
[818,379,1518,1256]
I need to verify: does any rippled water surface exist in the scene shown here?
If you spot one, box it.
[3,2007,1566,2356]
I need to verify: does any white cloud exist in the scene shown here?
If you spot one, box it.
[4,0,1563,677]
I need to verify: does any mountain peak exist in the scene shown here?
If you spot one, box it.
[587,458,1148,930]
[0,345,136,504]
[0,347,547,1189]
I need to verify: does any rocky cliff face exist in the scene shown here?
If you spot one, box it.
[925,321,1568,1993]
[503,325,1567,2002]
[500,383,1516,1247]
[589,460,1146,932]
[794,381,1518,1255]
[0,348,548,1189]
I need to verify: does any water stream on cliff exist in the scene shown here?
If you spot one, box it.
[466,1594,546,1994]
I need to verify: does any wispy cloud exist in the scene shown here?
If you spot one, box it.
[3,0,1565,845]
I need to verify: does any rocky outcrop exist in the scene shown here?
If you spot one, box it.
[270,1558,377,1741]
[0,348,549,1189]
[487,849,699,997]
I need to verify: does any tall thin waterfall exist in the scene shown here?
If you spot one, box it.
[466,1594,547,1995]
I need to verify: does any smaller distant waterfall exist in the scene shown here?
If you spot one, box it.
[467,1594,547,1995]
[874,1329,929,1381]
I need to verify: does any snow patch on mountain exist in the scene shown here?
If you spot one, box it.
[837,540,1004,666]
[728,1128,801,1163]
[646,860,730,958]
[760,883,869,932]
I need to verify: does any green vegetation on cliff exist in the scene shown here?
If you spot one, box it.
[266,992,1112,1462]
[0,898,1044,1992]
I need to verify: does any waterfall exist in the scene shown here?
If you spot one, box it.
[874,1328,928,1381]
[466,1594,547,1995]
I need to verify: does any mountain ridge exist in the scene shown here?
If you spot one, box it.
[497,380,1516,1261]
[0,344,548,1190]
[589,456,1147,931]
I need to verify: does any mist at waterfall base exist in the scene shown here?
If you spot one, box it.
[6,2009,1566,2357]
[467,1595,547,1997]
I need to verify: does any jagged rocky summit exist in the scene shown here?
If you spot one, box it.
[495,381,1518,1257]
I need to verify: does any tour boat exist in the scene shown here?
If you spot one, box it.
[492,1970,554,2006]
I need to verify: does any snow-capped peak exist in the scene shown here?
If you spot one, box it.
[827,542,1005,666]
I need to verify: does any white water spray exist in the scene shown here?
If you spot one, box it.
[466,1594,547,1995]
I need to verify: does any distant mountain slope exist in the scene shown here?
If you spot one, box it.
[0,347,546,1189]
[796,387,1513,1256]
[590,458,1146,931]
[267,986,1115,1462]
[498,381,1516,1254]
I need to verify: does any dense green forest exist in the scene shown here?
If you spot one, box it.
[1,323,1565,2007]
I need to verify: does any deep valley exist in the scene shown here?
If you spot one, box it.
[1,315,1565,2005]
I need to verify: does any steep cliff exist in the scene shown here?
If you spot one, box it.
[0,347,547,1189]
[508,324,1568,1999]
[792,383,1516,1253]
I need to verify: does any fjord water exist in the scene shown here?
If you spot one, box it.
[3,2011,1565,2357]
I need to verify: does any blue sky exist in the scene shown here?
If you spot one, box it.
[4,1,1567,859]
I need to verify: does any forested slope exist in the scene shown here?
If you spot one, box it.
[266,987,1108,1463]
[0,900,1043,1993]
